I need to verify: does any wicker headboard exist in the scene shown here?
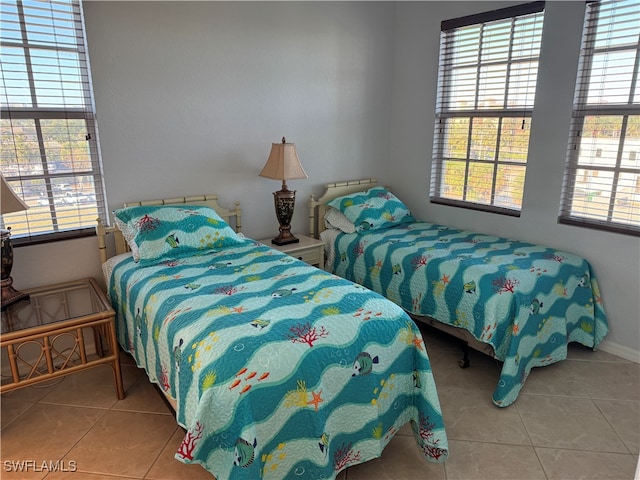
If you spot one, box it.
[308,178,378,239]
[95,194,242,264]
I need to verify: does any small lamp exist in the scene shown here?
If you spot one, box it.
[259,137,308,245]
[1,174,29,309]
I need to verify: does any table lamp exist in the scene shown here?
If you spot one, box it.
[259,137,308,245]
[1,174,29,308]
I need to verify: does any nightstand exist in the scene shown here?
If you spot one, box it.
[259,234,325,268]
[0,277,124,399]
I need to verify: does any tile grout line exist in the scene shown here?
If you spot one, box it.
[141,425,182,480]
[591,398,638,456]
[521,402,552,480]
[42,399,112,478]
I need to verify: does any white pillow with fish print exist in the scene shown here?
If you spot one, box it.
[324,206,356,234]
[113,205,245,265]
[113,215,142,262]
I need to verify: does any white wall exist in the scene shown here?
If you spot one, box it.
[12,1,639,359]
[14,1,396,287]
[84,1,396,237]
[390,1,640,359]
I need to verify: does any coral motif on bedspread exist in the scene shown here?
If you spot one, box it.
[327,222,609,407]
[108,240,448,479]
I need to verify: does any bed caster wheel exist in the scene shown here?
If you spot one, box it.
[458,358,470,369]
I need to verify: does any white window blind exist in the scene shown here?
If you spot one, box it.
[0,0,106,244]
[559,0,640,236]
[431,2,545,215]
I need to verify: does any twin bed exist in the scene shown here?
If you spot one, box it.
[96,194,448,480]
[309,178,609,408]
[97,181,609,478]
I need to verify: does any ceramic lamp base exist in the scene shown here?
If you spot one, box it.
[271,186,299,246]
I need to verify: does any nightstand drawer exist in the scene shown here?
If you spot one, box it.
[293,247,321,266]
[258,234,325,268]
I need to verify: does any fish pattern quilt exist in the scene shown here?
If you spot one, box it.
[326,222,609,407]
[107,240,448,479]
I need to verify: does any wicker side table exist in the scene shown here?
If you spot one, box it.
[1,277,124,399]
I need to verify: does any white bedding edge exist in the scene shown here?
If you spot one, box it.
[101,250,180,410]
[319,228,340,272]
[101,252,133,287]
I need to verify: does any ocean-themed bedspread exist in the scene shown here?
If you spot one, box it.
[107,240,448,480]
[326,222,609,407]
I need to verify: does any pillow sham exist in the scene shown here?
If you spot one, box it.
[327,186,414,233]
[113,205,244,264]
[113,216,141,261]
[324,207,356,234]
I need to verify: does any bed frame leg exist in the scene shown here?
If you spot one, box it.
[458,342,470,368]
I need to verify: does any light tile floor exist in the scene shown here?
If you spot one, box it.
[1,325,638,480]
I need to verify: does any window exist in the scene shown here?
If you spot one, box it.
[559,0,639,236]
[430,2,545,215]
[0,0,106,244]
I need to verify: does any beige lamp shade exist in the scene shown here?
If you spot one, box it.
[259,137,308,181]
[1,175,29,215]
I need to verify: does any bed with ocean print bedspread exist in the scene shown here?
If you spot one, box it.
[311,180,610,408]
[323,221,609,407]
[107,239,448,480]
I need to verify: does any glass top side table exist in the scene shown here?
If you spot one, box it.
[1,277,124,399]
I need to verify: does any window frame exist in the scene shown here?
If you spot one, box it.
[558,0,640,236]
[0,0,107,246]
[430,1,545,216]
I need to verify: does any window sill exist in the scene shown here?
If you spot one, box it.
[12,228,96,247]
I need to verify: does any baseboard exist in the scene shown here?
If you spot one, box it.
[598,340,640,364]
